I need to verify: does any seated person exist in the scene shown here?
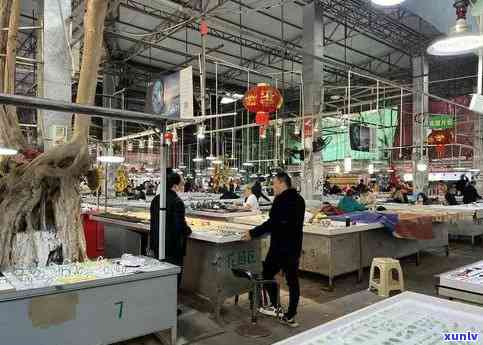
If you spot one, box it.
[242,185,260,211]
[337,189,367,213]
[359,186,376,208]
[416,192,430,205]
[392,186,408,203]
[445,185,458,206]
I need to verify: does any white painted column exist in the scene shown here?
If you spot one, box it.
[37,0,72,149]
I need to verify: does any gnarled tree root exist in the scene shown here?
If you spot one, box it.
[0,141,90,268]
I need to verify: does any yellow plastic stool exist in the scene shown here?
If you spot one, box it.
[368,257,404,297]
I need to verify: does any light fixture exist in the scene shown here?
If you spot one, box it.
[368,163,375,175]
[294,124,300,135]
[206,155,216,161]
[196,125,206,140]
[97,155,125,164]
[127,142,133,152]
[344,157,352,173]
[172,129,178,143]
[207,166,214,171]
[220,93,244,105]
[330,95,341,101]
[0,146,18,155]
[313,120,319,133]
[178,165,187,169]
[371,0,405,6]
[212,159,222,165]
[403,173,414,182]
[193,156,204,162]
[138,139,145,149]
[243,162,254,167]
[427,1,483,56]
[276,126,282,137]
[334,165,341,174]
[195,169,202,173]
[416,162,428,172]
[148,136,154,149]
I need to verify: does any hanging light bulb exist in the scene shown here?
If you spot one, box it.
[212,159,222,165]
[97,146,125,164]
[127,141,133,152]
[276,125,282,137]
[344,157,352,173]
[417,161,428,172]
[0,146,18,155]
[193,156,204,163]
[206,154,216,161]
[196,125,206,140]
[427,1,483,56]
[368,163,375,175]
[148,136,155,149]
[139,139,145,149]
[371,0,405,6]
[294,122,300,135]
[313,119,319,133]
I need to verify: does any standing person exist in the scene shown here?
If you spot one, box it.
[150,171,192,307]
[456,174,469,195]
[445,184,458,206]
[252,178,271,202]
[463,181,481,204]
[242,172,305,327]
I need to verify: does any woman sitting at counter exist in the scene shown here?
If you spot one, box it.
[337,189,367,213]
[242,184,260,211]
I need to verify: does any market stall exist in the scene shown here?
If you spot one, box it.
[273,291,483,345]
[436,260,483,305]
[0,257,179,345]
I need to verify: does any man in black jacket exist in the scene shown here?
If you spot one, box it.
[243,172,305,327]
[150,172,192,280]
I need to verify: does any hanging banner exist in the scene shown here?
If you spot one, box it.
[429,114,454,129]
[145,66,194,119]
[303,119,313,138]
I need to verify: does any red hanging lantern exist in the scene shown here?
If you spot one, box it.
[164,132,173,146]
[428,129,453,157]
[243,83,283,139]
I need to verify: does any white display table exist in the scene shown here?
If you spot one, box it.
[274,291,483,345]
[0,259,180,345]
[436,260,483,305]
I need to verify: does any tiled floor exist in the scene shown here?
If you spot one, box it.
[120,241,483,345]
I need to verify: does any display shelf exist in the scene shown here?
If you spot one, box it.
[436,260,483,304]
[1,257,177,295]
[274,292,483,345]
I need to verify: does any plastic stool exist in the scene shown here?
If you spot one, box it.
[368,257,404,297]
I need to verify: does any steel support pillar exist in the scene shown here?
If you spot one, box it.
[302,1,324,199]
[37,0,72,149]
[412,55,429,195]
[102,74,120,198]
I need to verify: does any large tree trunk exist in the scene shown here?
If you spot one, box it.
[0,0,109,268]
